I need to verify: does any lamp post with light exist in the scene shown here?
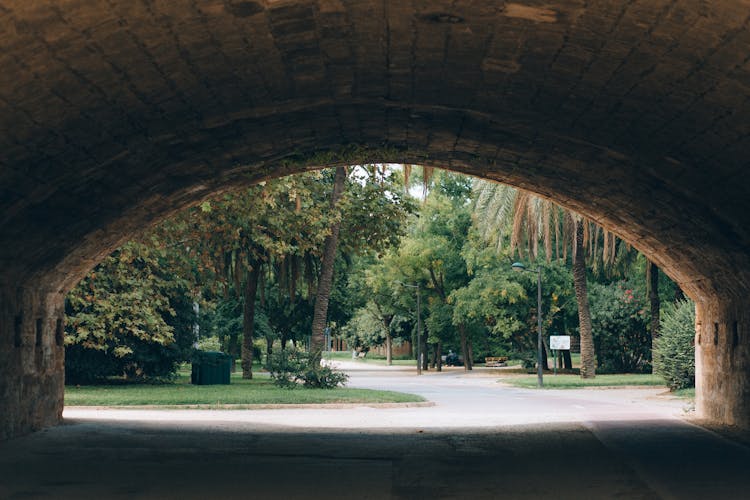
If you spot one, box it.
[511,262,544,388]
[395,281,422,375]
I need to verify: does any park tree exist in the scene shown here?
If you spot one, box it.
[336,171,682,376]
[162,166,414,375]
[381,172,474,370]
[65,242,194,383]
[452,225,577,368]
[343,256,401,363]
[309,167,347,361]
[472,181,638,378]
[152,163,415,377]
[309,165,416,362]
[573,218,596,378]
[157,173,335,378]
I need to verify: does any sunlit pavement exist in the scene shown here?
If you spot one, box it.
[2,365,749,499]
[63,362,691,428]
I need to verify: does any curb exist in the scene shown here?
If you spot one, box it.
[65,401,435,411]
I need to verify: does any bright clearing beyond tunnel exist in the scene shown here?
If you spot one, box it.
[1,0,750,439]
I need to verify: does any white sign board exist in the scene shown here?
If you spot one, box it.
[550,335,571,350]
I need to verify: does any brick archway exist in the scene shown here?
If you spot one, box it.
[1,1,749,439]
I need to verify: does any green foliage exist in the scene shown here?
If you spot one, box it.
[339,166,416,255]
[198,293,274,360]
[394,188,474,348]
[450,270,524,352]
[340,253,417,350]
[194,336,221,352]
[65,167,685,387]
[301,363,350,389]
[65,242,194,383]
[342,307,388,349]
[654,299,695,390]
[453,233,576,363]
[589,281,652,373]
[202,295,243,358]
[157,167,413,358]
[265,349,349,389]
[264,349,308,388]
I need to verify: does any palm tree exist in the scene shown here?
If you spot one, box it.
[310,167,347,362]
[573,218,595,378]
[472,181,631,378]
[648,261,660,350]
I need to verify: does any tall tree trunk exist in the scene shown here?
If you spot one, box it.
[459,322,470,372]
[385,332,393,365]
[562,350,573,370]
[241,264,261,379]
[574,219,596,378]
[467,339,474,370]
[382,314,393,366]
[310,167,347,363]
[649,261,660,350]
[421,335,429,371]
[436,341,443,372]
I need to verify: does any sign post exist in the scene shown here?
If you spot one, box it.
[549,335,571,376]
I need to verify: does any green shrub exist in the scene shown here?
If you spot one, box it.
[64,242,195,384]
[194,336,221,352]
[589,281,652,374]
[654,299,695,390]
[300,363,349,389]
[265,349,348,389]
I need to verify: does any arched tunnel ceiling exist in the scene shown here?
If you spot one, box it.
[1,0,750,301]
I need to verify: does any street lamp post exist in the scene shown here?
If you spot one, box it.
[512,262,544,388]
[395,281,422,375]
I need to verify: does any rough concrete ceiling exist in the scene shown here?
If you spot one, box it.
[0,0,749,301]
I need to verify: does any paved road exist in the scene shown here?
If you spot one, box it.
[2,365,748,499]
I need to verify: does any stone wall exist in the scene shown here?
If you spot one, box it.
[695,300,750,429]
[0,286,64,441]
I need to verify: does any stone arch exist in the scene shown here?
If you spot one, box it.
[1,0,749,438]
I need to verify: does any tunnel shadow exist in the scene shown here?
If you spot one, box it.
[2,417,749,499]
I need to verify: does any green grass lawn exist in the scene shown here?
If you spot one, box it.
[673,387,695,399]
[65,370,424,407]
[503,373,667,389]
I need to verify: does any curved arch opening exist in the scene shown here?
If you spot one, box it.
[57,165,678,418]
[1,0,748,440]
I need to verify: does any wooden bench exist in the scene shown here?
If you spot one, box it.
[484,356,508,367]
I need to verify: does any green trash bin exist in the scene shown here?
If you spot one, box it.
[191,351,232,385]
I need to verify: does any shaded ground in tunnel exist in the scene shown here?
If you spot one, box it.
[2,366,749,499]
[2,419,749,499]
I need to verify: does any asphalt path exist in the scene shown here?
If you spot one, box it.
[1,364,748,499]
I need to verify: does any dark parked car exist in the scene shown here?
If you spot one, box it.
[445,351,463,366]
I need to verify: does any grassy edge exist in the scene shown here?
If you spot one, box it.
[65,401,433,410]
[500,373,668,390]
[64,372,425,406]
[672,387,695,399]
